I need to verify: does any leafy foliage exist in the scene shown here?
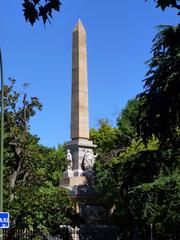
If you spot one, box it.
[95,132,179,234]
[1,79,74,233]
[93,33,180,231]
[22,0,62,25]
[146,0,180,14]
[117,98,143,143]
[21,0,180,26]
[130,173,180,234]
[138,25,180,146]
[95,137,159,201]
[90,119,119,156]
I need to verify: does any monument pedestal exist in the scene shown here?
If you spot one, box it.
[60,138,97,210]
[59,176,87,189]
[65,138,96,177]
[69,184,106,224]
[60,138,96,189]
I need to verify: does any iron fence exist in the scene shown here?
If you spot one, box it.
[2,226,180,240]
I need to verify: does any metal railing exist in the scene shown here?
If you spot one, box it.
[2,226,180,240]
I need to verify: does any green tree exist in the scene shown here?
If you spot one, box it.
[117,98,143,143]
[2,78,42,202]
[93,26,180,230]
[93,1,180,236]
[95,131,180,235]
[22,0,62,25]
[1,79,75,233]
[146,0,180,14]
[130,173,180,235]
[94,137,158,218]
[90,119,120,157]
[22,0,180,25]
[138,24,180,147]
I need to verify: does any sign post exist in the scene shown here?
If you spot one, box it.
[0,212,9,229]
[0,49,4,240]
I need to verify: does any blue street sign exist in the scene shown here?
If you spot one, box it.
[0,212,9,229]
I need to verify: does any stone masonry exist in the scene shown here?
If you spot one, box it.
[60,19,96,188]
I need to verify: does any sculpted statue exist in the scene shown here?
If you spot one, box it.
[66,149,72,171]
[83,150,98,170]
[82,150,98,186]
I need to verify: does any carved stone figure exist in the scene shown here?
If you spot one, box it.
[66,149,72,171]
[83,150,98,170]
[83,150,92,170]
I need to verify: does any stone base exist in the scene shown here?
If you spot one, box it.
[59,176,87,189]
[69,184,101,219]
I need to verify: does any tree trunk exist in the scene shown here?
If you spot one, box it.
[9,159,21,202]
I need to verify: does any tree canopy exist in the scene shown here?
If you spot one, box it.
[1,79,77,235]
[146,0,180,14]
[138,24,180,147]
[91,5,180,235]
[22,0,179,25]
[22,0,62,25]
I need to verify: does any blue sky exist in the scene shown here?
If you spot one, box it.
[1,1,179,147]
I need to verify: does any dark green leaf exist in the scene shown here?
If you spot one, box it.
[22,0,39,25]
[50,0,61,11]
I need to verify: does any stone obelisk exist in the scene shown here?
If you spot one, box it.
[71,19,89,140]
[60,19,96,188]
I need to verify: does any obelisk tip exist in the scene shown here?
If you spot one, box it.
[73,18,86,32]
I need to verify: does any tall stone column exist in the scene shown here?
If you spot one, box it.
[71,19,89,140]
[60,19,96,187]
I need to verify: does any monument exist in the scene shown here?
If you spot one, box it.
[60,19,97,190]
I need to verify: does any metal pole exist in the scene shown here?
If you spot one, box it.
[0,49,4,240]
[150,223,153,240]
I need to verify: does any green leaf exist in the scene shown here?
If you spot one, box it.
[50,0,61,11]
[22,0,39,25]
